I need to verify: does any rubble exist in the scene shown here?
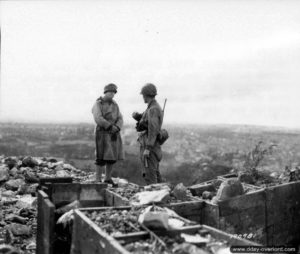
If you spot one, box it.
[138,205,195,230]
[21,157,38,168]
[172,183,188,201]
[56,170,71,178]
[5,214,28,224]
[4,157,18,169]
[0,166,9,182]
[5,179,25,191]
[84,208,144,236]
[213,179,244,203]
[0,244,20,254]
[16,195,37,209]
[0,155,90,254]
[5,224,31,237]
[130,189,170,206]
[23,171,39,183]
[112,182,198,205]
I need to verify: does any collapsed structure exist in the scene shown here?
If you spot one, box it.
[0,155,299,254]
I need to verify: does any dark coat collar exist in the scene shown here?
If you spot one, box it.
[97,96,116,104]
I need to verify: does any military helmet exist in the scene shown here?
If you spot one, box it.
[104,83,117,94]
[140,83,157,97]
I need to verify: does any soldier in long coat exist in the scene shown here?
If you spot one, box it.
[132,83,163,184]
[92,83,124,186]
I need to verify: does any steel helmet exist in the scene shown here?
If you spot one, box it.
[140,83,157,96]
[104,83,118,94]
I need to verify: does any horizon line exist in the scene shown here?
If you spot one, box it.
[1,120,300,132]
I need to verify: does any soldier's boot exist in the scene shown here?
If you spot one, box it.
[104,163,118,187]
[156,170,163,183]
[95,165,103,182]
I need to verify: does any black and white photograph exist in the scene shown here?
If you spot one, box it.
[0,0,300,253]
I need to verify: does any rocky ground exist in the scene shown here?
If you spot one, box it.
[0,155,90,254]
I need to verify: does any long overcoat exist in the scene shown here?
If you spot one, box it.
[92,97,124,162]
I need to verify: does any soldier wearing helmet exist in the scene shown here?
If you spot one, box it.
[91,83,124,187]
[132,83,164,184]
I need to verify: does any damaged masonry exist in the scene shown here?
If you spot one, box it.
[0,155,299,254]
[0,156,93,253]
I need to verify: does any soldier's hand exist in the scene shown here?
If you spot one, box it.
[111,125,119,134]
[143,149,150,159]
[132,112,142,121]
[132,112,139,119]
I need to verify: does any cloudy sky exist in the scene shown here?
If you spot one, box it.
[1,0,300,127]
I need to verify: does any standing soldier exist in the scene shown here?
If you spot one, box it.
[92,83,124,187]
[132,83,164,185]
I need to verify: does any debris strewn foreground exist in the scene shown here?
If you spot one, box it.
[0,155,90,254]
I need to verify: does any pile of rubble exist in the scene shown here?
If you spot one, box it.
[111,182,199,206]
[0,155,90,254]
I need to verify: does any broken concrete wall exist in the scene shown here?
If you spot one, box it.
[265,181,300,245]
[200,181,300,245]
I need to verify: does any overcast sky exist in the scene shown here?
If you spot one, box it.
[1,0,300,127]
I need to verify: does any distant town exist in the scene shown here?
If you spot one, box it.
[1,122,300,185]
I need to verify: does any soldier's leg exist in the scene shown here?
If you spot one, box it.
[95,160,105,182]
[104,161,118,187]
[95,131,105,182]
[156,164,163,183]
[104,161,114,181]
[144,152,158,185]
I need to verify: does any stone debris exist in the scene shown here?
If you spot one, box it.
[0,155,90,254]
[212,179,244,203]
[21,157,38,168]
[0,166,9,182]
[5,214,28,224]
[5,224,31,237]
[5,179,26,191]
[172,183,188,201]
[0,244,20,254]
[16,196,37,209]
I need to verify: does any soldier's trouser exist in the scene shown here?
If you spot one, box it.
[95,160,116,182]
[140,147,160,185]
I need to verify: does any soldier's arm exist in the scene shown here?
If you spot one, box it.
[91,102,112,130]
[115,104,123,130]
[146,108,160,149]
[132,112,143,121]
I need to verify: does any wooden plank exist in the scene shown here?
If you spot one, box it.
[165,201,204,223]
[79,206,132,212]
[51,183,81,205]
[219,189,266,217]
[79,183,106,201]
[39,177,73,185]
[37,190,55,254]
[104,189,130,206]
[51,183,107,206]
[71,210,131,254]
[104,189,115,206]
[113,192,130,206]
[189,182,218,197]
[202,225,261,246]
[114,232,149,243]
[37,191,46,254]
[202,201,220,228]
[220,206,267,245]
[43,198,55,254]
[265,181,300,245]
[217,173,238,180]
